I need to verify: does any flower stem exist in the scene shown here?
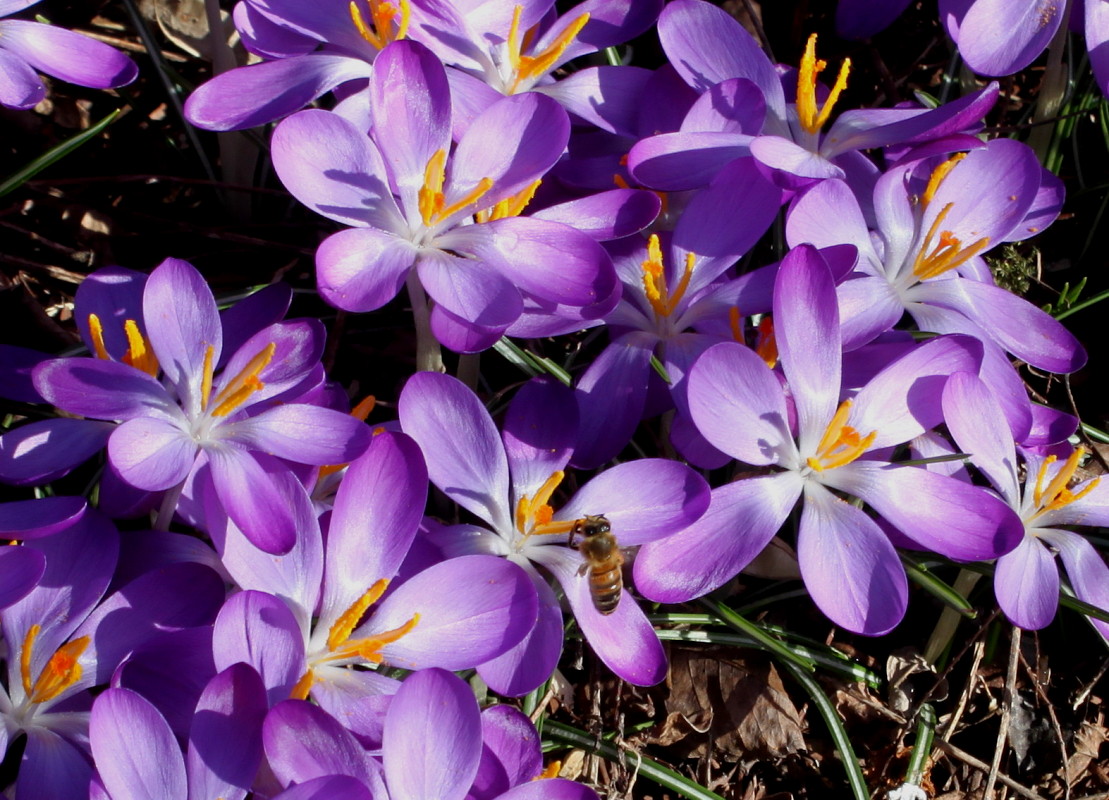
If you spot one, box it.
[406,271,444,373]
[154,479,187,531]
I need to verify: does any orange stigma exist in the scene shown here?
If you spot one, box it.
[1030,447,1099,520]
[418,150,494,227]
[911,203,990,280]
[641,234,696,318]
[796,33,850,135]
[349,0,410,49]
[806,400,876,472]
[21,625,90,704]
[506,4,589,93]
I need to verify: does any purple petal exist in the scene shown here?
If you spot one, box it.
[503,378,577,499]
[751,135,844,180]
[0,19,137,88]
[115,627,216,739]
[480,705,542,785]
[370,556,538,670]
[218,284,293,364]
[540,65,653,135]
[213,590,305,706]
[91,688,186,800]
[324,431,428,606]
[627,131,751,190]
[370,41,452,200]
[941,371,1020,503]
[0,495,86,538]
[554,0,662,62]
[185,54,373,131]
[995,536,1058,629]
[830,461,1024,560]
[529,189,660,241]
[797,485,907,635]
[449,93,569,207]
[33,357,178,421]
[635,472,801,602]
[221,318,325,406]
[559,459,709,546]
[951,0,1063,74]
[399,371,511,530]
[0,419,109,489]
[477,567,564,697]
[74,266,148,358]
[227,403,370,465]
[775,245,841,448]
[1047,530,1109,640]
[315,227,416,312]
[271,108,405,230]
[499,781,600,800]
[108,416,196,491]
[539,546,666,685]
[0,546,45,608]
[417,249,523,329]
[186,663,267,800]
[913,278,1085,373]
[1005,167,1064,242]
[208,448,297,554]
[687,340,792,466]
[384,668,481,800]
[264,700,377,787]
[1088,0,1109,101]
[570,334,654,470]
[17,729,93,800]
[430,304,510,353]
[0,45,44,108]
[272,777,374,800]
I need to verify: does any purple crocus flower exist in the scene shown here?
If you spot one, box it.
[398,372,710,694]
[0,511,226,799]
[31,258,369,553]
[635,244,1024,635]
[943,372,1109,638]
[786,139,1084,439]
[0,0,138,109]
[209,431,538,734]
[0,496,86,609]
[272,40,617,358]
[263,669,596,800]
[89,664,267,800]
[629,0,998,189]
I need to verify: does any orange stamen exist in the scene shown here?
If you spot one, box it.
[200,345,215,412]
[349,0,409,49]
[921,153,966,207]
[507,5,590,93]
[475,179,541,222]
[418,149,494,226]
[210,343,276,417]
[755,316,778,368]
[911,202,990,280]
[1031,447,1099,519]
[641,234,696,318]
[796,33,850,135]
[806,399,876,472]
[21,624,90,704]
[120,320,159,377]
[328,578,390,652]
[87,314,109,360]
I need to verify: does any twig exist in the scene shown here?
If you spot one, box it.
[984,628,1021,799]
[1017,638,1070,799]
[932,739,1048,800]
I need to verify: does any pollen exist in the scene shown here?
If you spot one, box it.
[20,625,90,704]
[641,234,696,318]
[418,149,494,227]
[506,4,589,93]
[806,399,876,472]
[1030,447,1099,519]
[796,33,850,135]
[349,0,410,50]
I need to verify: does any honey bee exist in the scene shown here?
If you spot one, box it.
[568,514,623,615]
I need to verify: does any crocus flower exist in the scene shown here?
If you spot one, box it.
[398,372,710,694]
[943,371,1109,638]
[0,0,138,109]
[635,244,1024,635]
[89,665,267,800]
[208,431,538,735]
[629,0,998,189]
[272,39,617,357]
[786,139,1084,439]
[0,511,225,800]
[31,258,370,553]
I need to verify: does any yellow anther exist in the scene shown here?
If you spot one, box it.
[921,153,966,207]
[728,307,744,343]
[349,0,409,50]
[755,316,778,368]
[1031,447,1099,518]
[290,670,315,700]
[806,399,876,472]
[911,202,990,280]
[200,345,215,412]
[20,625,89,704]
[87,314,109,360]
[318,395,377,480]
[507,5,590,92]
[516,471,569,540]
[329,613,421,664]
[121,320,159,377]
[210,343,276,417]
[796,33,850,135]
[328,578,389,652]
[418,149,494,226]
[475,179,542,223]
[536,761,562,780]
[640,234,696,318]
